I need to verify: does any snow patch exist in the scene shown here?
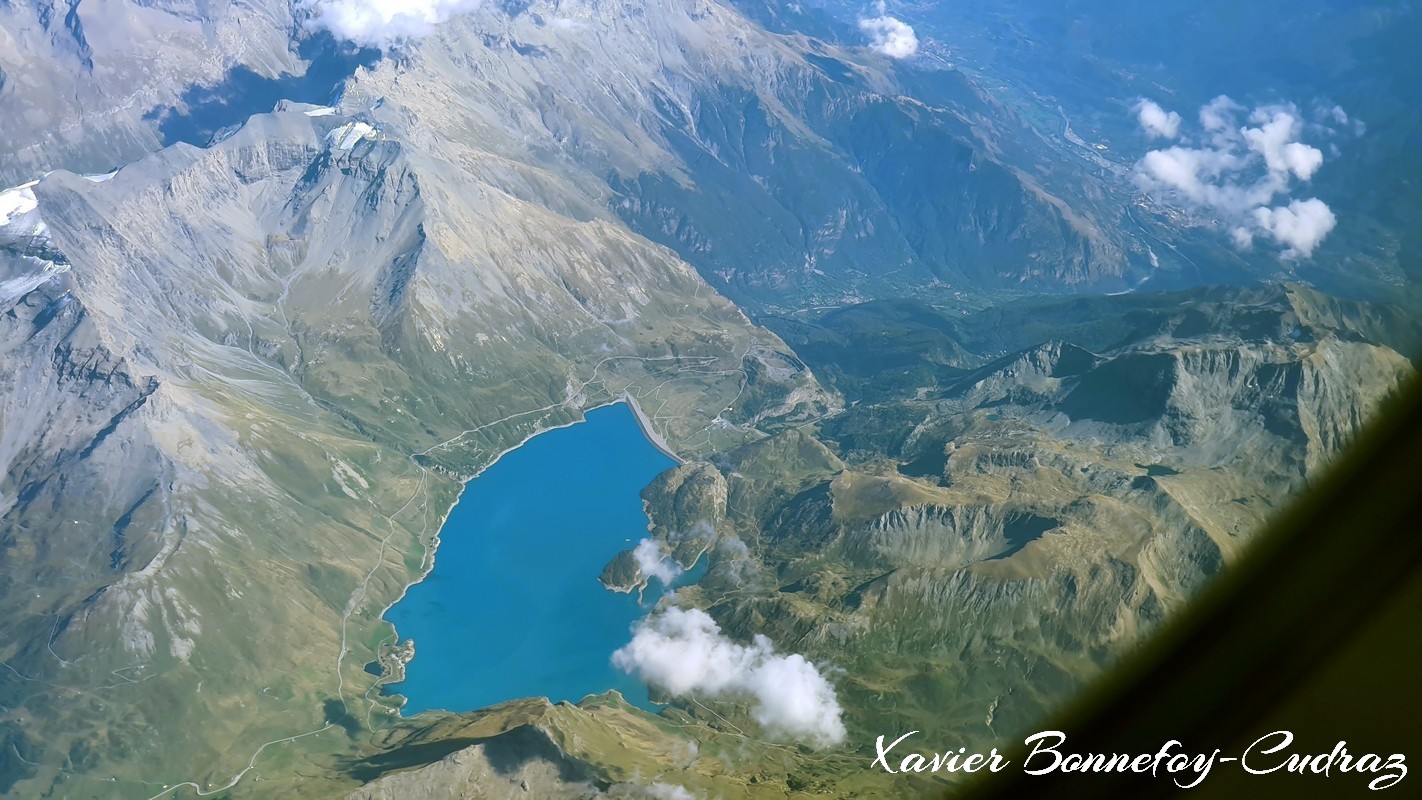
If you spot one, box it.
[1,178,72,305]
[0,260,72,305]
[327,121,378,151]
[0,181,45,236]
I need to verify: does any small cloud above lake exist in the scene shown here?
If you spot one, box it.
[613,607,846,748]
[632,538,684,586]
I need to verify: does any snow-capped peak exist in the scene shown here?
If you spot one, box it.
[0,181,46,238]
[1,177,72,305]
[327,121,378,151]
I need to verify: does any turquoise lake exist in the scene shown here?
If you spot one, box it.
[383,402,679,714]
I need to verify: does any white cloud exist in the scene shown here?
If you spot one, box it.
[612,607,846,748]
[859,3,918,59]
[1199,95,1244,133]
[1135,100,1181,139]
[710,535,755,584]
[632,539,684,586]
[644,784,697,800]
[1242,107,1324,180]
[546,17,583,32]
[718,535,749,559]
[1253,198,1337,258]
[1133,96,1344,259]
[301,0,482,47]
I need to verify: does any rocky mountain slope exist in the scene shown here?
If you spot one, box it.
[331,286,1413,799]
[621,286,1413,784]
[4,0,1175,304]
[0,1,1416,798]
[0,91,829,796]
[0,0,318,183]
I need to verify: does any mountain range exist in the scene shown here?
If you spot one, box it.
[0,1,1415,797]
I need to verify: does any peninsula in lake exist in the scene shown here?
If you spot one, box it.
[383,403,677,714]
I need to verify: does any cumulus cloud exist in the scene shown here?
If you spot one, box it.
[1133,96,1345,259]
[1253,199,1337,259]
[301,0,482,47]
[859,2,918,58]
[1199,94,1243,134]
[612,607,846,748]
[1317,103,1366,136]
[712,535,756,584]
[546,17,583,32]
[1135,100,1182,139]
[632,539,684,586]
[718,535,750,559]
[1243,109,1325,180]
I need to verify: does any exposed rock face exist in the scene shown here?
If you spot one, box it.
[341,694,907,799]
[0,274,168,658]
[0,90,831,795]
[644,464,729,563]
[447,1,1140,299]
[697,287,1414,753]
[6,0,1162,295]
[0,1,1416,798]
[0,0,307,183]
[348,724,605,800]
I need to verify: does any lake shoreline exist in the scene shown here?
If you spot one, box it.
[376,396,683,716]
[620,393,687,467]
